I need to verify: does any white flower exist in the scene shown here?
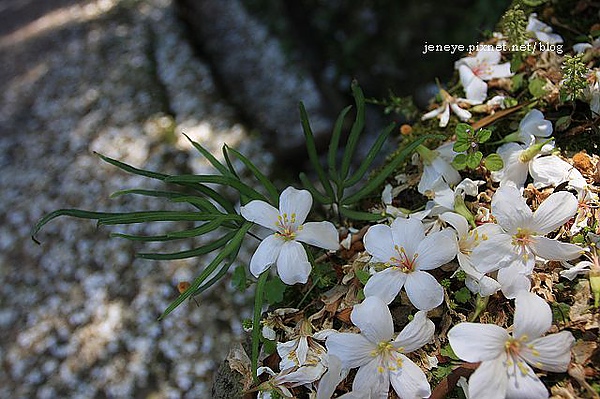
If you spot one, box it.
[317,355,375,399]
[363,217,458,309]
[516,109,553,146]
[570,186,599,234]
[440,212,502,296]
[416,141,461,195]
[491,141,559,188]
[448,291,575,399]
[424,177,485,212]
[241,186,339,284]
[574,37,600,54]
[471,185,582,297]
[455,49,513,103]
[276,321,328,386]
[583,69,600,116]
[527,13,564,44]
[560,259,592,280]
[326,297,433,399]
[421,89,475,127]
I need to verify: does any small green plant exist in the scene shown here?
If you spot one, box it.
[299,81,436,222]
[451,123,503,171]
[560,54,589,102]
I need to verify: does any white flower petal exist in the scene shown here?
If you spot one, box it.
[531,155,586,190]
[521,331,574,373]
[560,260,592,280]
[279,186,312,225]
[448,323,509,362]
[459,64,488,103]
[421,105,444,121]
[498,265,532,299]
[363,224,397,262]
[465,275,501,297]
[450,101,473,121]
[468,358,508,399]
[531,191,578,234]
[296,221,339,250]
[326,333,374,369]
[505,360,549,399]
[415,228,458,270]
[277,339,298,369]
[404,271,444,310]
[440,212,469,238]
[439,103,451,127]
[351,296,394,344]
[296,336,309,366]
[389,354,431,399]
[241,200,280,230]
[363,268,407,305]
[316,355,344,399]
[394,310,435,353]
[277,241,311,285]
[514,292,552,340]
[519,109,552,139]
[488,62,513,79]
[529,236,583,261]
[249,234,283,277]
[353,357,389,399]
[391,217,425,258]
[492,185,533,233]
[470,232,516,273]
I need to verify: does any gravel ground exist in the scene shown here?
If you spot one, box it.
[0,0,272,397]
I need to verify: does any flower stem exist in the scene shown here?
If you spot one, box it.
[469,294,489,322]
[252,271,269,383]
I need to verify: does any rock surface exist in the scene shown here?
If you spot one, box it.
[0,0,269,397]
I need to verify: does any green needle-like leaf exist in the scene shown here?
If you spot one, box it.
[138,230,237,260]
[299,172,332,205]
[299,102,335,200]
[183,133,232,177]
[166,175,267,203]
[341,135,434,206]
[339,206,385,221]
[340,82,366,180]
[95,152,168,181]
[158,223,251,320]
[343,122,395,188]
[97,211,222,225]
[328,105,353,180]
[224,144,279,206]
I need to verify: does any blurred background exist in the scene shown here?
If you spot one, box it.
[0,0,509,397]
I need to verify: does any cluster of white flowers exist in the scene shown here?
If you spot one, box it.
[236,12,597,399]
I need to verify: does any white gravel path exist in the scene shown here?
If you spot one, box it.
[0,0,271,397]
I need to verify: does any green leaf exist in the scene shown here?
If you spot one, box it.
[231,265,248,292]
[165,175,267,202]
[299,102,336,200]
[299,172,333,205]
[511,73,525,92]
[476,128,492,143]
[555,115,572,132]
[528,77,548,98]
[451,153,467,171]
[328,105,353,180]
[264,275,287,305]
[95,152,168,181]
[355,269,371,285]
[339,206,385,221]
[251,270,269,382]
[465,151,483,169]
[454,123,472,138]
[454,287,472,304]
[221,145,240,178]
[224,145,280,206]
[183,133,231,177]
[138,230,237,260]
[453,138,470,153]
[484,153,504,171]
[98,211,222,225]
[343,122,395,188]
[158,222,251,319]
[440,344,459,360]
[340,81,366,180]
[341,134,436,205]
